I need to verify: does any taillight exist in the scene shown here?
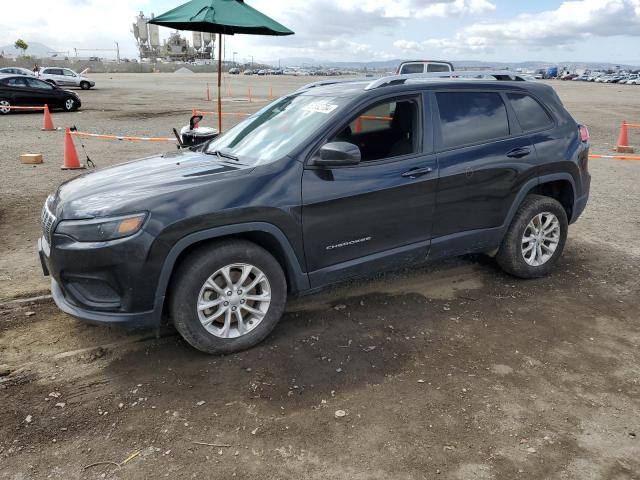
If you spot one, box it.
[579,124,589,142]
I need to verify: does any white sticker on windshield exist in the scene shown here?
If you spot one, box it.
[302,102,338,114]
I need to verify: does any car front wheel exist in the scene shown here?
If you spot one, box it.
[62,97,78,112]
[169,239,287,354]
[496,195,568,279]
[80,81,90,90]
[0,98,11,114]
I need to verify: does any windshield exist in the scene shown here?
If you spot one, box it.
[205,94,350,165]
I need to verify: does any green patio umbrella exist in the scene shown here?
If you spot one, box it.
[149,0,294,132]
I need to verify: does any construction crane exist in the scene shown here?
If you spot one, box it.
[73,42,120,63]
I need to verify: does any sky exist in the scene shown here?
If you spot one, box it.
[1,0,640,65]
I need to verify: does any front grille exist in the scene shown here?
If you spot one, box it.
[41,198,56,241]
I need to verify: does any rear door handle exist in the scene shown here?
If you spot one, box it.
[506,147,531,158]
[402,166,433,178]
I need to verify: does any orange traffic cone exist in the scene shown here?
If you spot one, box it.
[61,128,85,170]
[614,121,634,153]
[42,104,55,131]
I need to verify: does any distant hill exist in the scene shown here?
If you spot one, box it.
[273,57,639,71]
[0,42,57,57]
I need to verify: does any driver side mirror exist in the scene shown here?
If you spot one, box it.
[313,142,361,167]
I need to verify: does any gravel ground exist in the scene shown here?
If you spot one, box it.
[0,74,639,479]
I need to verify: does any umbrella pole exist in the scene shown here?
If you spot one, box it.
[217,33,223,133]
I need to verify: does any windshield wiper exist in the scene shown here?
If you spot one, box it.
[207,149,239,162]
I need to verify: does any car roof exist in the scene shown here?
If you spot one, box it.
[297,77,551,99]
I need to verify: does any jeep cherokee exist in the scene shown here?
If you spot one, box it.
[38,74,590,354]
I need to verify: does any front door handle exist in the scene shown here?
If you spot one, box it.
[402,166,433,178]
[506,147,531,158]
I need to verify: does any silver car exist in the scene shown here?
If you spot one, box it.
[38,67,95,89]
[0,67,35,76]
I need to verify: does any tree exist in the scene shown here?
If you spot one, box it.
[14,39,28,56]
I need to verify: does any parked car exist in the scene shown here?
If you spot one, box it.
[561,73,578,81]
[0,67,35,76]
[396,60,454,75]
[38,67,95,89]
[39,73,590,354]
[257,69,267,76]
[228,67,240,75]
[243,69,254,75]
[0,74,81,113]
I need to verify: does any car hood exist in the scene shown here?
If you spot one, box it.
[53,149,254,219]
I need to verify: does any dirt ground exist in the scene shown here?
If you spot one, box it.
[1,74,639,479]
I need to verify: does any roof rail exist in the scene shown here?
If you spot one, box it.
[364,70,530,90]
[295,78,364,93]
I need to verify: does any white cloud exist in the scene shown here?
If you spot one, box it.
[0,0,151,57]
[408,0,640,55]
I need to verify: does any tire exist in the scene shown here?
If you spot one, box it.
[45,79,56,86]
[62,97,78,112]
[496,195,568,279]
[0,98,10,115]
[169,239,287,355]
[80,81,90,90]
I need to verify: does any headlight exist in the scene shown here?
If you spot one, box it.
[56,213,147,242]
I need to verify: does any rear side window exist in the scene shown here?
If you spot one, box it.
[507,93,554,131]
[4,77,27,87]
[436,92,509,149]
[400,63,424,75]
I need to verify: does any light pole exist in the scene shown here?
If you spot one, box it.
[251,55,254,69]
[233,51,237,67]
[115,41,120,63]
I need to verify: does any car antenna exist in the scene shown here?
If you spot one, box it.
[70,125,95,168]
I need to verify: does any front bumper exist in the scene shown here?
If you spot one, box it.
[38,235,162,330]
[50,276,159,329]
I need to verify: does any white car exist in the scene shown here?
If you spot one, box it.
[0,67,35,76]
[38,67,95,89]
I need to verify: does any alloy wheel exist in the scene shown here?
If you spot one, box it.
[521,212,561,266]
[196,263,271,339]
[0,100,10,114]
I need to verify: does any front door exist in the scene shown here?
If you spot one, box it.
[302,94,438,287]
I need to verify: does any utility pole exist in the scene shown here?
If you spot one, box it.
[233,51,237,67]
[115,42,120,63]
[250,55,254,69]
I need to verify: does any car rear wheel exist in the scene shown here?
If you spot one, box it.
[80,81,90,90]
[0,98,10,114]
[169,239,287,354]
[496,195,568,279]
[63,97,78,112]
[45,80,56,86]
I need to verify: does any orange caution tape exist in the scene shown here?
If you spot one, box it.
[194,110,250,118]
[71,131,176,142]
[590,154,640,161]
[5,105,46,110]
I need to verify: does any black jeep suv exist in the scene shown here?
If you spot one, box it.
[38,75,590,354]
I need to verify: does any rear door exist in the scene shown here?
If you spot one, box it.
[431,90,536,256]
[301,93,439,286]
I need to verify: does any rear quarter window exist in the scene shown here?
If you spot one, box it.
[436,91,510,149]
[507,93,554,131]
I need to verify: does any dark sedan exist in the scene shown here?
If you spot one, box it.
[0,74,81,114]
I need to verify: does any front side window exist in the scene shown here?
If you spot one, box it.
[427,63,451,73]
[328,98,420,162]
[205,94,351,165]
[63,69,76,77]
[507,93,553,132]
[436,92,509,149]
[26,78,54,90]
